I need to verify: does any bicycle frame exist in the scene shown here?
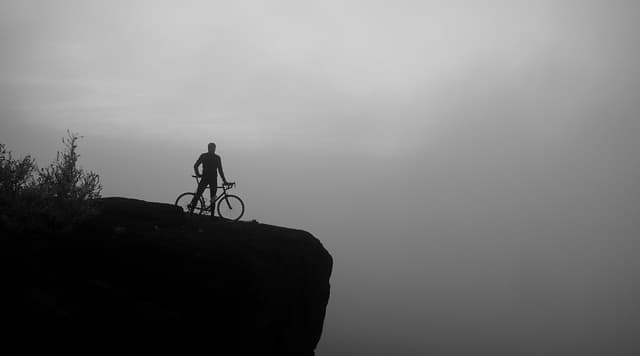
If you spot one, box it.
[193,176,235,212]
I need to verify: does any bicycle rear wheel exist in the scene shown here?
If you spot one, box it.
[175,192,206,215]
[216,194,245,221]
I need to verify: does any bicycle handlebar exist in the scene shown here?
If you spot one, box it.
[191,175,236,187]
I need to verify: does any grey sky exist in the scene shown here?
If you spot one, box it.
[2,1,640,354]
[4,0,637,153]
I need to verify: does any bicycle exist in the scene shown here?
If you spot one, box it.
[175,175,245,221]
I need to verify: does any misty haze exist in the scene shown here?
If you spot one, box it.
[2,1,639,354]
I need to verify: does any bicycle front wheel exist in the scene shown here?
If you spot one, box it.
[175,192,206,215]
[217,194,245,221]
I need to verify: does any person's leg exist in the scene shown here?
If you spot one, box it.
[190,179,207,212]
[209,178,218,217]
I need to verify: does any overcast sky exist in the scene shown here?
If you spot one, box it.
[2,1,640,354]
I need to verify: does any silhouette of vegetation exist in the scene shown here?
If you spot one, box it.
[0,131,101,232]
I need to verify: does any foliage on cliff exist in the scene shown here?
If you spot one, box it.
[0,131,101,232]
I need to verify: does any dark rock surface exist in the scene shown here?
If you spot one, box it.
[7,197,332,355]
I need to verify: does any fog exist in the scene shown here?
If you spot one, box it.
[2,1,640,354]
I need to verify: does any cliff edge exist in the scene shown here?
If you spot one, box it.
[7,197,333,355]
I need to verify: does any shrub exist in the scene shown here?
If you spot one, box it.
[0,143,38,229]
[0,143,37,203]
[0,131,102,232]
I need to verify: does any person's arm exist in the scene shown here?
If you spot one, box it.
[193,154,203,177]
[218,156,228,184]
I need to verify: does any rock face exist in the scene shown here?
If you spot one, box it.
[8,197,332,355]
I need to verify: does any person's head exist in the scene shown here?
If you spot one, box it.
[208,142,216,154]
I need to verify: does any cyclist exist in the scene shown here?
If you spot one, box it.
[189,142,230,216]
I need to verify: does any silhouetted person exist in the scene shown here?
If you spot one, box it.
[190,142,229,216]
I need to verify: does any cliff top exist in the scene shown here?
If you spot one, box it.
[8,197,332,356]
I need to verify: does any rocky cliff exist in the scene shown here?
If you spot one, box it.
[7,197,332,355]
